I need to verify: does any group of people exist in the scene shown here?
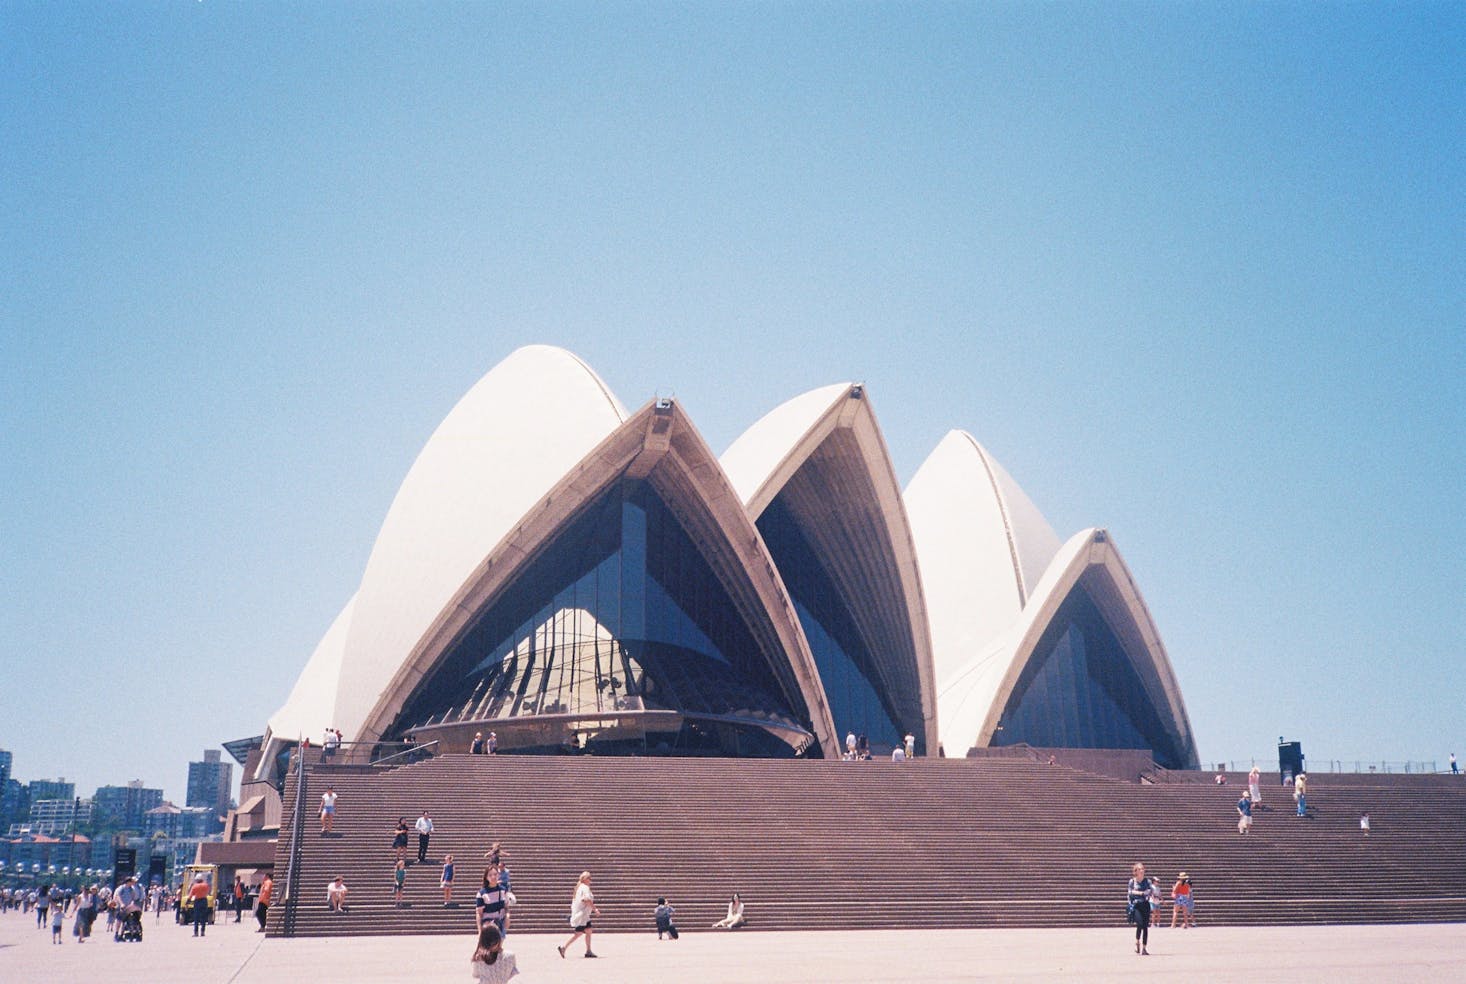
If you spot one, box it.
[4,871,276,942]
[1237,766,1318,834]
[843,731,917,761]
[1126,863,1196,954]
[469,731,499,755]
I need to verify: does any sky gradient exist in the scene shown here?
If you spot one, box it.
[3,2,1462,804]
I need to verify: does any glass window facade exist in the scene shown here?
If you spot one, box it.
[991,581,1185,768]
[390,482,813,756]
[756,496,904,753]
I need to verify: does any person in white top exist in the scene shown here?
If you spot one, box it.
[471,924,518,982]
[557,871,600,959]
[891,746,906,762]
[319,787,338,834]
[416,812,435,863]
[1247,766,1263,807]
[326,877,348,912]
[712,892,746,928]
[904,733,916,759]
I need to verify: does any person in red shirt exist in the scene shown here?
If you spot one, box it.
[255,875,273,932]
[187,876,211,938]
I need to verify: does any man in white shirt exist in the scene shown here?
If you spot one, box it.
[416,811,435,863]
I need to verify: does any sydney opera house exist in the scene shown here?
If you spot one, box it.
[258,346,1198,780]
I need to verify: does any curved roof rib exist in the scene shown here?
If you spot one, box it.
[905,431,1061,689]
[722,384,938,754]
[355,397,840,758]
[934,528,1199,768]
[330,345,629,743]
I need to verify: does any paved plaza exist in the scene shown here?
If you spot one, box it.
[2,914,1465,983]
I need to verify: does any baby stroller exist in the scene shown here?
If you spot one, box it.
[117,904,144,942]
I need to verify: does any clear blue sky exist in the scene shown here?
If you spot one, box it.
[3,3,1461,804]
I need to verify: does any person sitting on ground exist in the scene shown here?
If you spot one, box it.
[712,892,745,929]
[326,876,348,912]
[654,896,678,939]
[470,923,519,983]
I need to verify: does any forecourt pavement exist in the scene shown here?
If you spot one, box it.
[3,915,1466,983]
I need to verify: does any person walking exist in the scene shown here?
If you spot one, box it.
[904,733,916,759]
[1361,812,1371,836]
[1237,790,1254,834]
[416,811,435,864]
[475,863,508,935]
[557,870,600,959]
[1170,873,1195,928]
[1127,862,1156,955]
[487,731,498,754]
[470,732,485,754]
[442,854,456,906]
[393,860,407,907]
[1294,772,1309,817]
[470,924,519,983]
[1248,766,1263,808]
[320,786,337,835]
[392,817,410,862]
[1452,753,1458,775]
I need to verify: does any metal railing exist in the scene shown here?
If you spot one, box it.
[371,739,439,767]
[292,739,439,768]
[279,744,308,937]
[1205,759,1443,775]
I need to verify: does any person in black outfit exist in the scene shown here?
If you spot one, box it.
[1127,862,1156,955]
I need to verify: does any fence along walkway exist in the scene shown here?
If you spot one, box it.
[269,755,1466,938]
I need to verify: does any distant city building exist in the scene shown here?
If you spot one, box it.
[1,779,28,831]
[27,778,75,804]
[145,802,219,840]
[186,749,232,820]
[0,750,14,827]
[21,796,92,836]
[93,781,164,832]
[0,831,93,874]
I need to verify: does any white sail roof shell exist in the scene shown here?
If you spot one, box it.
[329,345,628,741]
[261,594,356,759]
[904,430,1062,689]
[720,382,852,511]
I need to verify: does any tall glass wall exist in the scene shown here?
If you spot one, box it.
[991,582,1184,768]
[391,482,812,756]
[756,496,904,753]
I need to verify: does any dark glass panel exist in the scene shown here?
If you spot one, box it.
[389,480,812,757]
[992,583,1184,768]
[756,496,903,751]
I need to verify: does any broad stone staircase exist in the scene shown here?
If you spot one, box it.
[267,755,1466,938]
